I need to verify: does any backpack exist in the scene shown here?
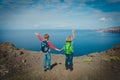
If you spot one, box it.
[64,42,73,54]
[41,40,49,53]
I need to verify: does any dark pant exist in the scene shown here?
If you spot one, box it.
[65,54,73,69]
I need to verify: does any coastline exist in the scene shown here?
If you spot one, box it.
[97,27,120,33]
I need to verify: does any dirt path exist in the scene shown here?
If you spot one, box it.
[0,42,120,80]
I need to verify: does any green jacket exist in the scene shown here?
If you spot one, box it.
[64,42,73,54]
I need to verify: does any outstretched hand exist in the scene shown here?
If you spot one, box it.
[58,49,61,52]
[72,29,75,33]
[72,29,75,39]
[56,49,61,52]
[59,48,64,52]
[34,32,39,36]
[56,48,63,52]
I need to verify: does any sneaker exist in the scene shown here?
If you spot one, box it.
[44,69,47,72]
[70,67,73,71]
[66,67,69,70]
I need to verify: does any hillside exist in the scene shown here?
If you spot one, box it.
[97,26,120,33]
[0,42,120,80]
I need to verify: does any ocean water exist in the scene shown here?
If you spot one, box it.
[0,29,120,56]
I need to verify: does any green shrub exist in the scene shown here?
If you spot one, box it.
[83,58,92,62]
[103,58,111,62]
[103,56,120,62]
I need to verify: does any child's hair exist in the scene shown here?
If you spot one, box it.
[66,36,72,42]
[44,34,49,40]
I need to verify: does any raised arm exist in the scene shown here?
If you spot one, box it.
[34,32,43,42]
[71,29,75,39]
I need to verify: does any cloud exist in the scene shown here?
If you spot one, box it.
[1,0,34,4]
[99,17,112,22]
[0,0,120,30]
[100,17,106,21]
[33,24,40,28]
[0,0,35,12]
[64,0,95,3]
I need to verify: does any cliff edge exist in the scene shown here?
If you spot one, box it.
[0,42,120,80]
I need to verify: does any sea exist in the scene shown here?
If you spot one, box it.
[0,29,120,56]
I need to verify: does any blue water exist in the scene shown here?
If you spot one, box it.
[0,29,120,56]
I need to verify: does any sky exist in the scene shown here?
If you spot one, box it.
[0,0,120,30]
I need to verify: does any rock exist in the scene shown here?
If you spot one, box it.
[112,44,120,50]
[0,42,16,58]
[0,52,8,58]
[22,59,26,63]
[15,51,24,56]
[0,69,9,76]
[20,51,24,55]
[0,42,15,48]
[0,65,9,77]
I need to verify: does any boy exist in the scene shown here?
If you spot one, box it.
[60,29,75,71]
[35,32,60,71]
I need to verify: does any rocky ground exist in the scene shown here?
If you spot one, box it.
[0,42,120,80]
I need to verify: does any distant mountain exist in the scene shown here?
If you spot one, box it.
[97,26,120,33]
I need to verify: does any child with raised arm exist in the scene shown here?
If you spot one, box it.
[35,32,60,71]
[60,29,75,71]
